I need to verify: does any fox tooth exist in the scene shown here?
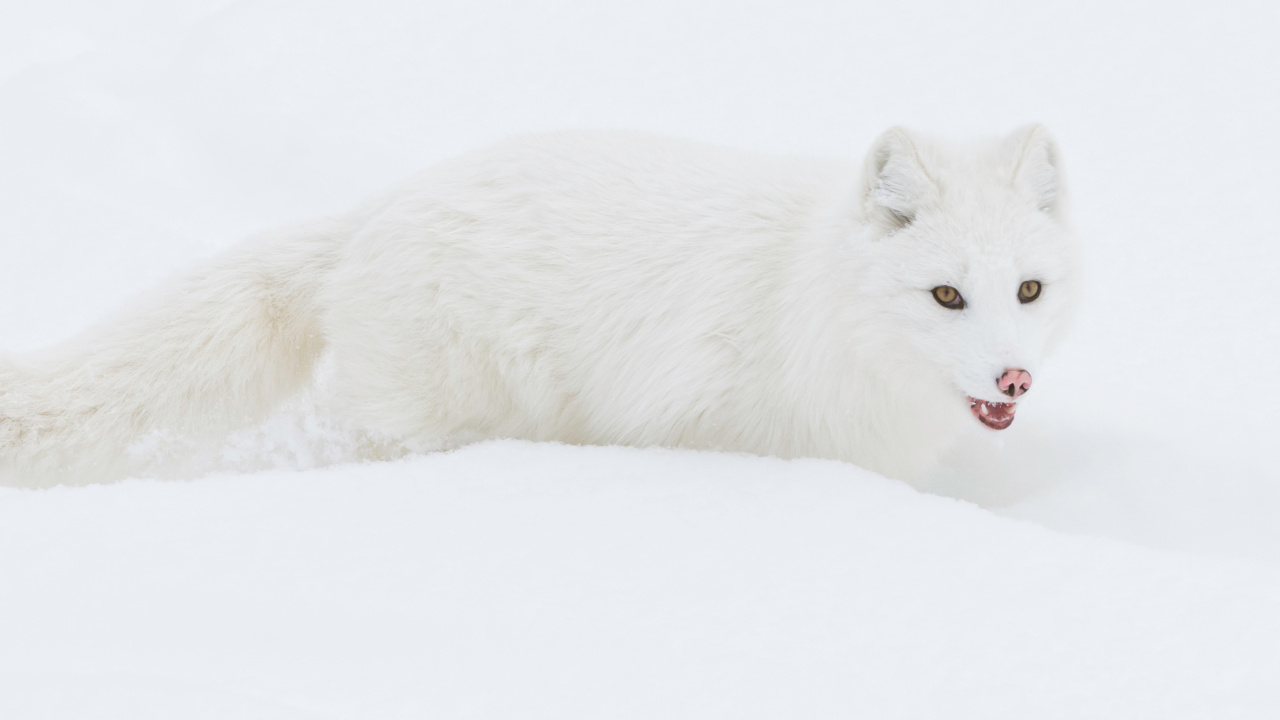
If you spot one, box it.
[980,404,989,415]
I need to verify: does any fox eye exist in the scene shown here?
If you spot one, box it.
[1018,280,1042,304]
[931,285,965,310]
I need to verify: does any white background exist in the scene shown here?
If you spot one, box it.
[0,1,1278,716]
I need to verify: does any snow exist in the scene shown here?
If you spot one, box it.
[1,0,1279,716]
[4,442,1280,718]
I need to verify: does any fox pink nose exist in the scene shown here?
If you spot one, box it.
[997,369,1032,398]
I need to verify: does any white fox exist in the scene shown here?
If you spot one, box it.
[0,127,1078,485]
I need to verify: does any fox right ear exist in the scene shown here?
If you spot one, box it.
[862,127,938,232]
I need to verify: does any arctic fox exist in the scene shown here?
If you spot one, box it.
[0,127,1077,484]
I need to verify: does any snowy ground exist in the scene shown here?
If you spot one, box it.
[1,1,1279,716]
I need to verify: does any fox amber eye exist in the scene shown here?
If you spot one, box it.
[931,285,965,310]
[1018,280,1042,304]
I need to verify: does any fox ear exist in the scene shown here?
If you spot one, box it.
[862,127,938,231]
[1008,124,1064,216]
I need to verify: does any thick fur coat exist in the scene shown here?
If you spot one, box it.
[0,127,1078,484]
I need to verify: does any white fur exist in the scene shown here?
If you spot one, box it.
[0,128,1079,484]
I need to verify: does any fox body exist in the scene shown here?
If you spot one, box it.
[0,128,1078,484]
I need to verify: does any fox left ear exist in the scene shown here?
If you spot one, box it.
[1007,124,1065,217]
[862,127,939,232]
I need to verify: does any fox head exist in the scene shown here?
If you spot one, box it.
[849,125,1079,432]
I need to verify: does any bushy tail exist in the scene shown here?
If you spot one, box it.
[0,218,353,485]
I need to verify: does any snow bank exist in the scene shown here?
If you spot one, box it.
[1,442,1277,718]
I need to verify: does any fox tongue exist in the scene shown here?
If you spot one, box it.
[969,397,1017,430]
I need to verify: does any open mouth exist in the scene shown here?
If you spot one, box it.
[969,397,1017,430]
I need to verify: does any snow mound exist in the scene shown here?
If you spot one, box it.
[1,441,1277,718]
